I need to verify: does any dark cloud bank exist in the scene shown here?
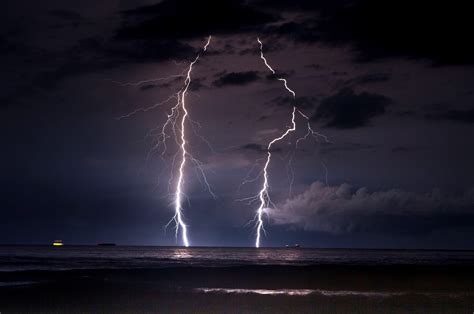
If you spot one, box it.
[259,0,474,65]
[213,71,260,87]
[313,88,391,129]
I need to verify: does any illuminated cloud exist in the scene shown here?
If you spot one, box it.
[271,182,474,234]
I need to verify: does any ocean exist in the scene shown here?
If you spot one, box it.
[1,246,474,313]
[2,246,474,271]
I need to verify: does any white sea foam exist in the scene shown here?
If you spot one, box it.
[196,288,314,296]
[195,288,472,298]
[196,287,403,297]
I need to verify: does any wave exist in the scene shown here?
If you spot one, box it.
[196,288,315,296]
[195,288,473,298]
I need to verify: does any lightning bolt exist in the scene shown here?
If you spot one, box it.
[116,35,327,248]
[252,37,329,248]
[168,36,212,247]
[117,36,213,247]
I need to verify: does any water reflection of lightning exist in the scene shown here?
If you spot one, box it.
[250,37,329,248]
[117,36,213,247]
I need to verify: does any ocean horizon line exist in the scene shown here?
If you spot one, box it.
[0,244,473,252]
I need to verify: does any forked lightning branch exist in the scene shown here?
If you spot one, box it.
[117,36,328,248]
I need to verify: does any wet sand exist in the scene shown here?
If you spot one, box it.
[1,264,474,313]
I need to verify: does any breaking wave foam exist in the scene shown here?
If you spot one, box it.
[195,288,472,298]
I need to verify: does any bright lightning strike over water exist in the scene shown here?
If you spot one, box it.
[116,35,325,248]
[117,36,212,247]
[253,37,329,248]
[171,36,212,247]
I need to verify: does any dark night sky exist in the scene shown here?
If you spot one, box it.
[1,0,474,248]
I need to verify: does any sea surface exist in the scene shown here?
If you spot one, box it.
[1,246,474,313]
[1,246,474,272]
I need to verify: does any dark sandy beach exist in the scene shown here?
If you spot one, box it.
[1,264,474,313]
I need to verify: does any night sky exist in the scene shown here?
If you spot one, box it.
[2,0,474,248]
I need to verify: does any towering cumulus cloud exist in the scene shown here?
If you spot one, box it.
[270,182,474,234]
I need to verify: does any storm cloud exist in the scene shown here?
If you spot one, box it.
[117,0,276,40]
[213,71,260,87]
[312,88,390,129]
[270,182,474,235]
[1,0,474,247]
[260,0,474,65]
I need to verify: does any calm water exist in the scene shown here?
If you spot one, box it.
[1,246,474,272]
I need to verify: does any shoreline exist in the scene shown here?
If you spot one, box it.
[2,247,474,313]
[2,263,474,290]
[1,265,474,313]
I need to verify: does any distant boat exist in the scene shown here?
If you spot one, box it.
[52,240,63,247]
[285,244,300,248]
[97,243,116,247]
